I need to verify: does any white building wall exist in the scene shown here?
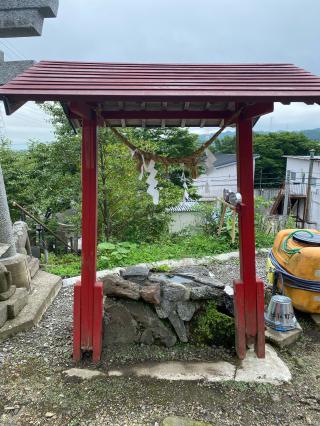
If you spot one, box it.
[193,160,256,200]
[169,212,203,233]
[311,192,320,229]
[193,164,237,200]
[285,158,320,229]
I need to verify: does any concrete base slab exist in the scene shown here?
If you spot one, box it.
[106,345,291,385]
[311,314,320,327]
[0,271,61,341]
[108,361,236,382]
[6,287,28,319]
[235,344,291,385]
[265,322,302,348]
[161,416,212,426]
[0,303,7,328]
[64,368,105,380]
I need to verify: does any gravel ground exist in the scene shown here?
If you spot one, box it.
[0,253,319,425]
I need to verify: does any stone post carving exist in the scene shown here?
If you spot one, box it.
[0,165,31,289]
[0,263,14,301]
[0,164,16,258]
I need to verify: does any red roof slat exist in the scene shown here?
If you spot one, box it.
[1,60,320,106]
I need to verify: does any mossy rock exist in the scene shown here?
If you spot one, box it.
[152,264,171,272]
[192,301,235,348]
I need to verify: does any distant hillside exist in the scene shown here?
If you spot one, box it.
[197,128,320,144]
[302,128,320,140]
[198,130,235,144]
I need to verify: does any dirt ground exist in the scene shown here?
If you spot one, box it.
[0,254,320,426]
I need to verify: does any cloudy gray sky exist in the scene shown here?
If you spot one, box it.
[1,0,320,148]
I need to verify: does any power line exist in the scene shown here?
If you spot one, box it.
[0,39,27,61]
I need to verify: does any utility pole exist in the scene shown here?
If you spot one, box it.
[259,169,263,195]
[283,169,291,221]
[303,149,315,227]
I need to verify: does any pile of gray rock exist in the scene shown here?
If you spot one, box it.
[103,265,232,348]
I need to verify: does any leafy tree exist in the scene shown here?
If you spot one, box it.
[212,131,320,187]
[97,127,181,241]
[0,132,81,221]
[1,103,184,242]
[130,127,199,157]
[0,139,27,221]
[253,132,320,186]
[129,127,200,187]
[212,135,236,153]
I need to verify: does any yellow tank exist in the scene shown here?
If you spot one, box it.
[268,229,320,313]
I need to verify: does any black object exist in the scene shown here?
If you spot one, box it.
[31,246,41,259]
[292,231,320,246]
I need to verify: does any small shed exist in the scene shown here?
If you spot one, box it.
[168,200,202,233]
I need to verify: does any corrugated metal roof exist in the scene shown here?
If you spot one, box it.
[168,200,201,213]
[1,61,320,127]
[213,153,260,168]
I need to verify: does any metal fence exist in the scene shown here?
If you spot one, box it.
[254,188,279,201]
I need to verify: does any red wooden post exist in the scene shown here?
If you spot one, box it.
[73,116,103,361]
[80,117,98,350]
[233,116,265,358]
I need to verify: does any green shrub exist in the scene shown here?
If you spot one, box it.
[97,241,138,267]
[193,302,235,348]
[255,230,274,248]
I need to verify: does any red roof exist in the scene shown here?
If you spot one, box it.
[1,61,320,127]
[2,60,320,99]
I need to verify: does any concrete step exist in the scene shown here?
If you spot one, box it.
[6,287,28,319]
[0,271,62,341]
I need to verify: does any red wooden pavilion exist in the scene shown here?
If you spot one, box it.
[1,61,320,362]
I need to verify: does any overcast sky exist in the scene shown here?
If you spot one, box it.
[1,0,320,148]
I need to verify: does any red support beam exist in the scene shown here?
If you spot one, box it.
[255,278,266,358]
[233,279,246,359]
[241,102,274,119]
[233,117,265,358]
[69,102,94,120]
[73,116,103,362]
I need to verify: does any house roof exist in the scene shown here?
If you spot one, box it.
[1,61,320,128]
[214,153,259,168]
[168,200,201,213]
[283,155,320,161]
